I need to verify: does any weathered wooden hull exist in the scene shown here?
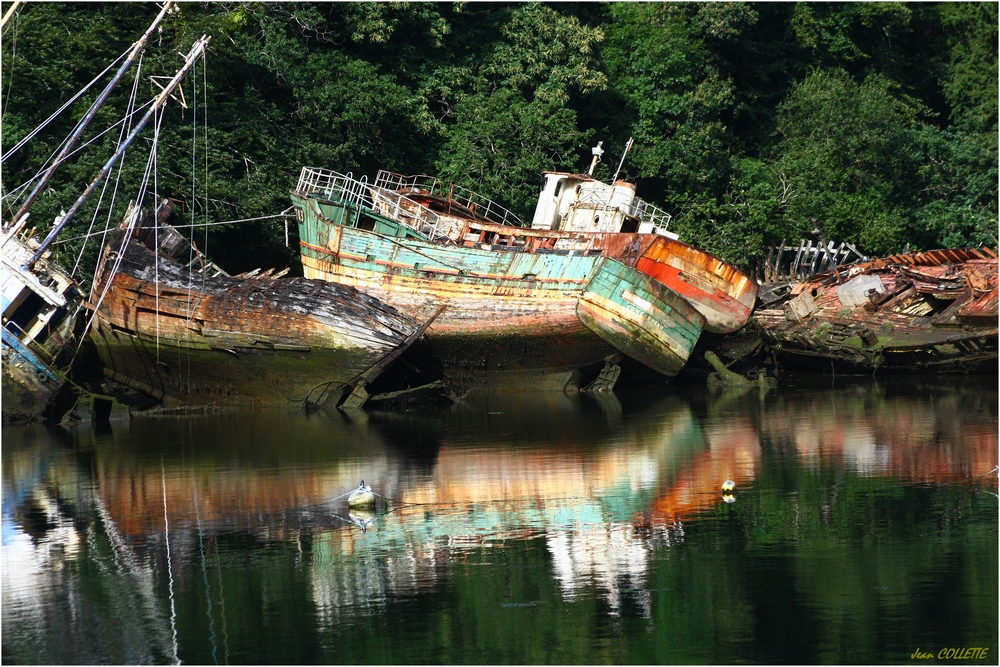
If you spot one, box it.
[2,235,79,423]
[1,331,64,422]
[292,184,712,388]
[754,249,998,374]
[90,230,421,408]
[630,237,758,334]
[578,258,705,376]
[299,226,619,390]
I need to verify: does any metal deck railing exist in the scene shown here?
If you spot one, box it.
[373,171,525,228]
[296,167,433,240]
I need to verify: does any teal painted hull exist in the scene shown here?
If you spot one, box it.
[578,258,705,377]
[293,190,703,387]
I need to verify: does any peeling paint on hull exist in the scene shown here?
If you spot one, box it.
[291,175,721,388]
[633,237,758,334]
[299,242,619,390]
[755,250,998,374]
[578,258,705,376]
[91,229,421,408]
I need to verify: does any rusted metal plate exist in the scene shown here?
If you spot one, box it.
[755,251,998,373]
[958,259,999,323]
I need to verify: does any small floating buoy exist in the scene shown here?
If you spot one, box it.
[722,480,736,492]
[347,479,375,509]
[722,493,736,504]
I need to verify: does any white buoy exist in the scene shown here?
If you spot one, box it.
[722,480,736,492]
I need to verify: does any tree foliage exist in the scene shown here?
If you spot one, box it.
[1,1,996,280]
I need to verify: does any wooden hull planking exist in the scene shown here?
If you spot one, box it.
[91,230,420,408]
[293,186,728,385]
[633,237,758,334]
[299,228,620,390]
[578,258,705,377]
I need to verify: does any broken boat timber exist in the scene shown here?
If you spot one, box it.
[290,160,755,391]
[89,202,431,411]
[754,247,998,373]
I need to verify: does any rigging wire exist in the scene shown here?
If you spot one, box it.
[184,55,198,400]
[68,58,147,371]
[153,104,162,362]
[202,52,210,258]
[73,52,145,277]
[75,120,161,358]
[54,211,296,246]
[1,47,131,163]
[2,98,155,209]
[1,6,21,137]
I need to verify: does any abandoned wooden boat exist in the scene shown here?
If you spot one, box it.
[1,5,177,422]
[89,202,429,409]
[753,247,998,373]
[1,231,82,422]
[290,151,751,390]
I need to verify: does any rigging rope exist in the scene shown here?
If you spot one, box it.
[54,211,297,245]
[1,99,155,211]
[73,53,145,277]
[1,47,130,163]
[153,104,162,362]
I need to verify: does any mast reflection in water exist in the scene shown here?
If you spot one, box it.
[3,377,997,664]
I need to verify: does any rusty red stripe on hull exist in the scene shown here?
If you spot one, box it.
[635,237,758,334]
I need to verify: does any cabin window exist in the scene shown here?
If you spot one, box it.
[554,181,563,198]
[6,292,46,339]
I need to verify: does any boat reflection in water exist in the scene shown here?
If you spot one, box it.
[2,379,996,664]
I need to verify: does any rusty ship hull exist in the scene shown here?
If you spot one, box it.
[297,219,627,391]
[290,167,752,389]
[90,227,422,409]
[634,237,758,334]
[754,248,998,373]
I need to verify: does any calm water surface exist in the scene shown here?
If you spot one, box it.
[2,376,997,664]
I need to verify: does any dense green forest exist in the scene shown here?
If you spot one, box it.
[1,2,996,280]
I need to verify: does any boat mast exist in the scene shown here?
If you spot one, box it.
[610,137,633,186]
[25,35,210,271]
[1,1,22,30]
[6,2,175,235]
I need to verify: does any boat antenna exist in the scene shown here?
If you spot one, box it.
[6,1,175,236]
[588,141,604,176]
[610,137,633,185]
[25,35,210,271]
